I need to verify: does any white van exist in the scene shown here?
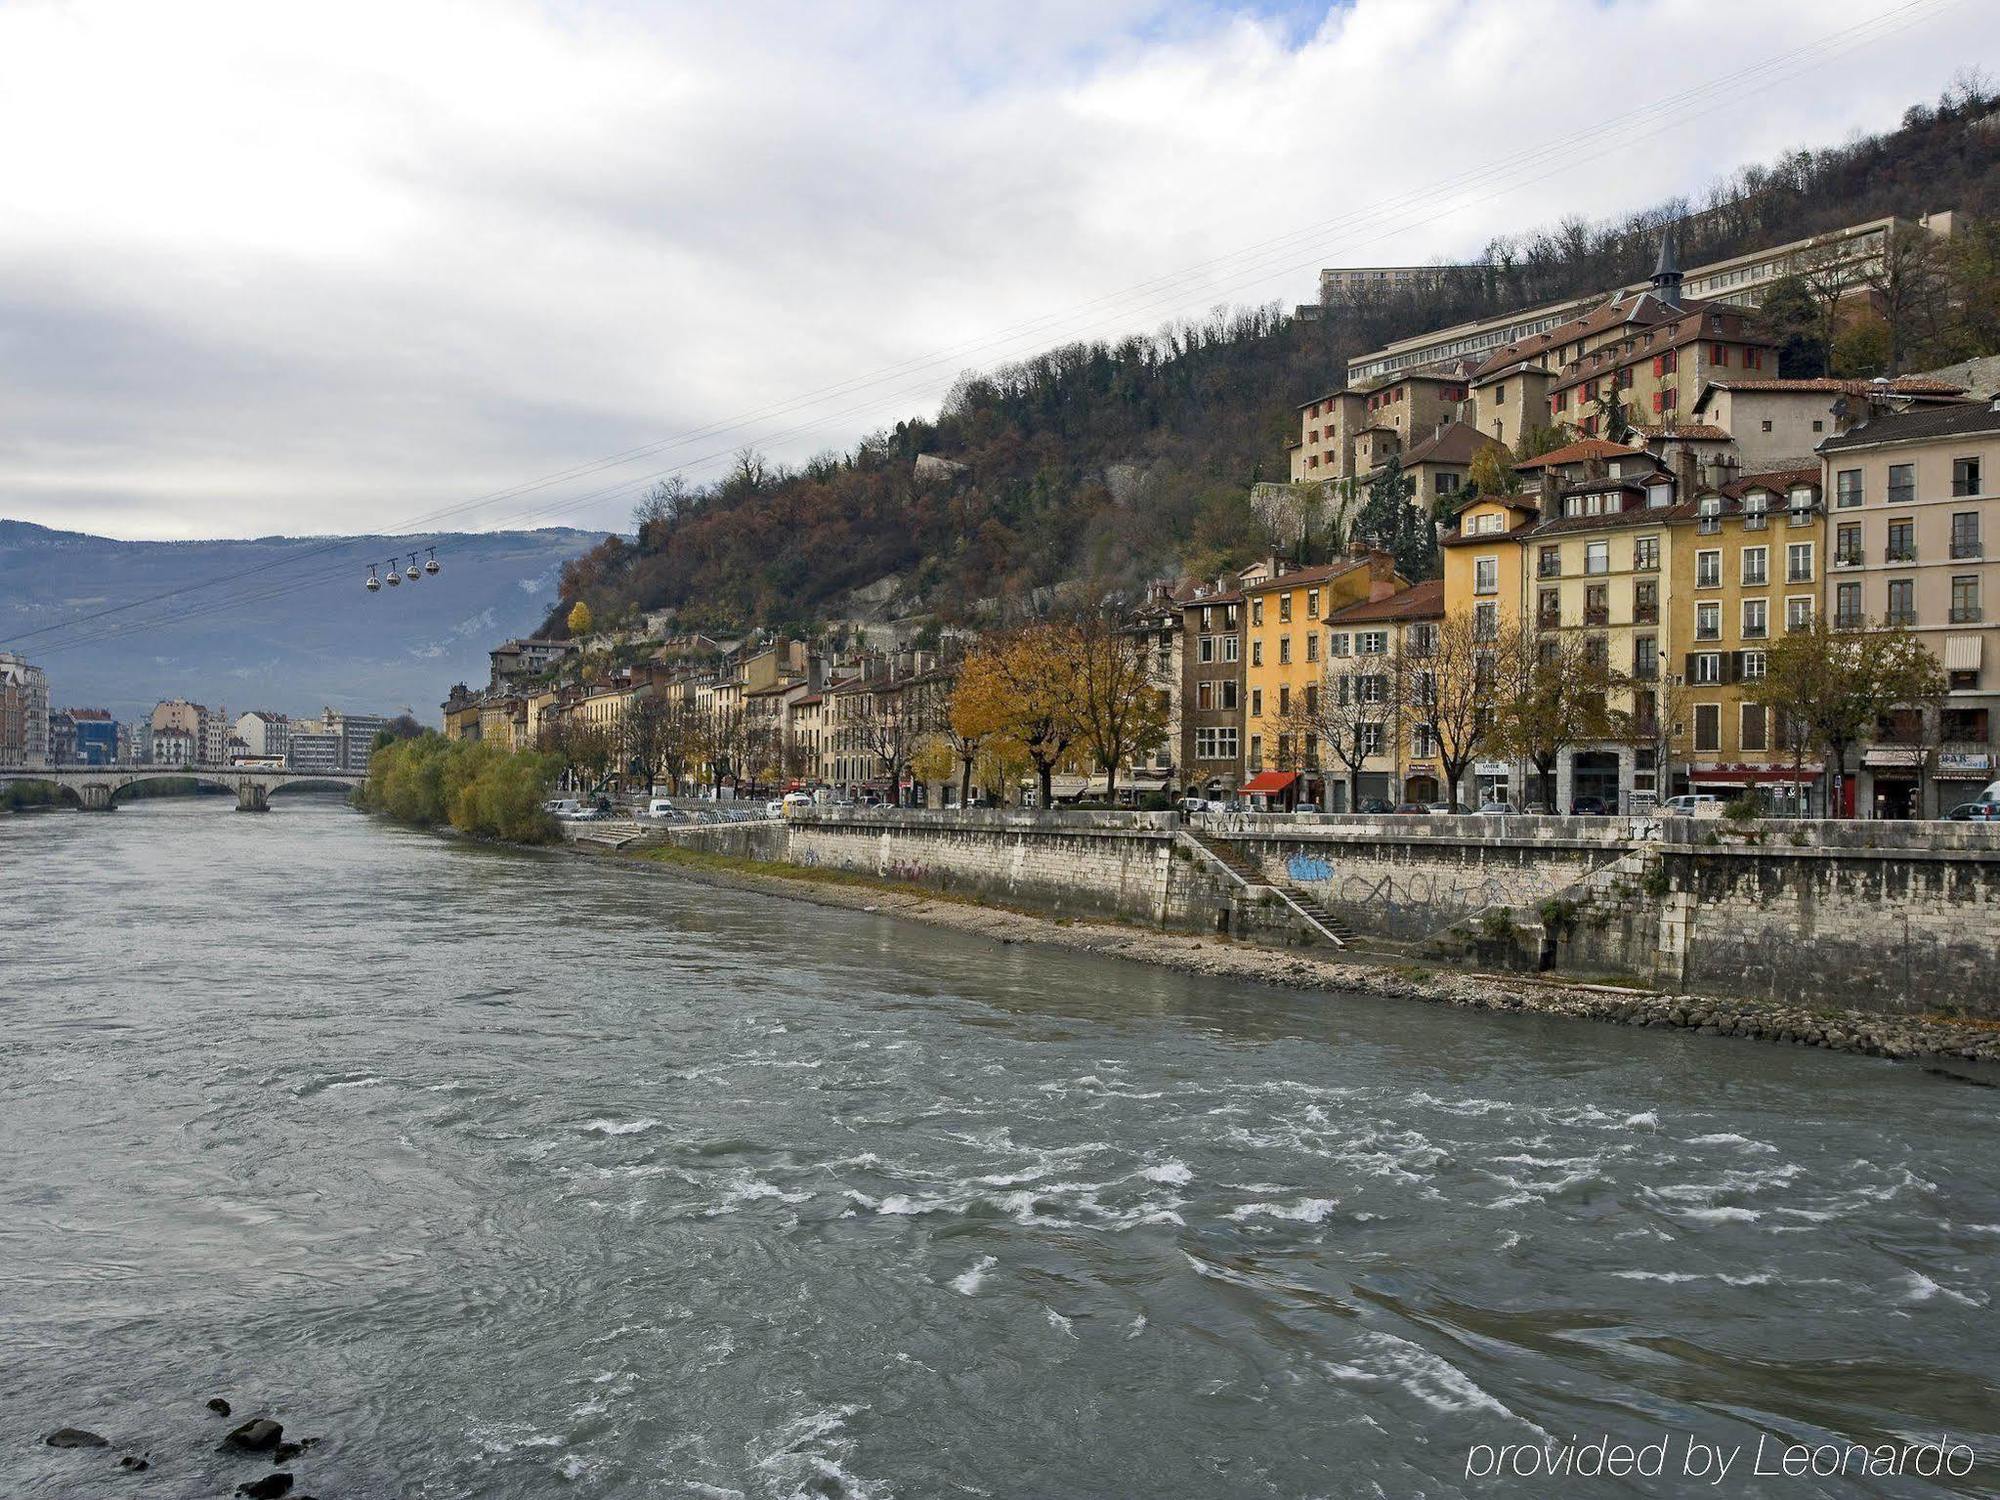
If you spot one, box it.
[1662,794,1723,818]
[646,798,682,820]
[544,798,581,817]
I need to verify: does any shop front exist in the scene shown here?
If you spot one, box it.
[1241,769,1300,812]
[1474,759,1511,810]
[1933,748,1997,813]
[1686,762,1825,818]
[1401,762,1441,806]
[1861,747,1924,820]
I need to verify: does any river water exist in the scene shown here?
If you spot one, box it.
[2,797,1997,1499]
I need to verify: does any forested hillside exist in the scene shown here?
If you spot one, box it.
[552,79,2000,639]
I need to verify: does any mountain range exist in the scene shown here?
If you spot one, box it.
[0,520,603,725]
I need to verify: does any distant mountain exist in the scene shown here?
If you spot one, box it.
[0,520,606,724]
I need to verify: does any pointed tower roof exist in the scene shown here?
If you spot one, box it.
[1651,228,1684,308]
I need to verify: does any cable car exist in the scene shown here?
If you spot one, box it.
[365,564,381,592]
[385,560,401,587]
[405,554,421,582]
[424,547,440,575]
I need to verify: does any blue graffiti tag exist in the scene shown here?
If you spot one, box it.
[1287,854,1333,883]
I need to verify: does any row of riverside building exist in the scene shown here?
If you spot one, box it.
[440,220,2000,819]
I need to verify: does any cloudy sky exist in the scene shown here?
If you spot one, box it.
[1,0,1992,542]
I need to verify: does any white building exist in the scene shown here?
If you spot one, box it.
[234,710,291,759]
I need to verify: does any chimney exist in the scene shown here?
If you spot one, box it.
[1676,445,1698,498]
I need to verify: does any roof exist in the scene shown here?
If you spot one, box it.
[1471,287,1723,380]
[1440,515,1540,549]
[1719,466,1819,498]
[1819,399,2000,452]
[1240,558,1374,594]
[1706,376,1966,396]
[1546,307,1766,394]
[1399,420,1507,469]
[1513,439,1648,471]
[1524,500,1698,539]
[1181,588,1243,608]
[792,693,823,707]
[1329,579,1445,624]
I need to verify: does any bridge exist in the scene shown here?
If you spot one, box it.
[0,763,365,812]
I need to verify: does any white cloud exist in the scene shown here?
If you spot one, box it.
[0,0,1988,540]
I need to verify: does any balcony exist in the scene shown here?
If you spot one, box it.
[1787,615,1815,633]
[1744,512,1768,530]
[1695,624,1721,642]
[1742,622,1768,639]
[1697,517,1722,534]
[1787,569,1814,585]
[1888,488,1915,507]
[1834,549,1864,568]
[1951,606,1984,624]
[1634,555,1659,573]
[1834,610,1865,630]
[1788,509,1815,527]
[1536,612,1561,630]
[1884,546,1917,563]
[1885,609,1918,627]
[1537,560,1562,579]
[1583,606,1609,627]
[1633,604,1659,625]
[1952,540,1984,560]
[1742,570,1768,588]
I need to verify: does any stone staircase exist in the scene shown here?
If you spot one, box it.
[1179,830,1348,949]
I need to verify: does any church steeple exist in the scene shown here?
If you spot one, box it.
[1651,228,1684,309]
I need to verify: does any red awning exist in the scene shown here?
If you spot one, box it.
[1241,771,1298,795]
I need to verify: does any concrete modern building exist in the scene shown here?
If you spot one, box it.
[287,731,341,775]
[0,652,51,766]
[1820,397,2000,816]
[65,708,118,765]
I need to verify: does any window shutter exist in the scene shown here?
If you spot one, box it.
[1652,391,1664,413]
[1727,651,1743,684]
[1652,355,1663,377]
[1684,652,1698,681]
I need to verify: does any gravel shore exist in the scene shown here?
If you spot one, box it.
[605,846,2000,1072]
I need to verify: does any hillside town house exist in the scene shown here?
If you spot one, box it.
[1178,581,1245,802]
[1316,579,1448,808]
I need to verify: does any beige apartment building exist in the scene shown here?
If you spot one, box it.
[1820,399,2000,816]
[1690,376,1969,473]
[1290,371,1470,483]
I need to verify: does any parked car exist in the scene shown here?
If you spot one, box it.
[544,798,581,817]
[1391,801,1428,815]
[1425,802,1462,815]
[1570,796,1610,816]
[1474,800,1515,816]
[1944,801,2000,821]
[1357,798,1395,815]
[1662,794,1723,818]
[782,791,814,810]
[764,799,786,818]
[1179,796,1227,815]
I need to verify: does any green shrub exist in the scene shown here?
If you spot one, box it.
[358,733,560,844]
[1641,864,1671,898]
[1479,908,1517,941]
[1538,896,1579,934]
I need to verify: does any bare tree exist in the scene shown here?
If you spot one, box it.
[1497,626,1619,812]
[1393,613,1511,808]
[1282,656,1397,813]
[1072,607,1169,803]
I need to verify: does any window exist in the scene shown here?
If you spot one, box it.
[1306,632,1319,663]
[1585,540,1609,575]
[1886,520,1915,563]
[1250,687,1263,718]
[1251,640,1262,667]
[1225,604,1238,628]
[1200,606,1214,630]
[1710,342,1729,365]
[1356,675,1387,705]
[1786,596,1815,633]
[1888,464,1915,505]
[1835,581,1863,629]
[1221,635,1239,662]
[1408,623,1437,657]
[1304,684,1319,715]
[1741,650,1766,682]
[1740,703,1769,752]
[1219,680,1239,710]
[1741,546,1768,586]
[1693,653,1722,685]
[1836,522,1862,566]
[1251,599,1264,626]
[1952,512,1982,559]
[1835,469,1863,508]
[1278,636,1291,665]
[1356,631,1388,655]
[1696,550,1721,587]
[1357,724,1384,757]
[1195,727,1238,760]
[1742,598,1767,639]
[1474,556,1498,594]
[1584,635,1609,671]
[1473,602,1498,642]
[1886,579,1915,626]
[1198,635,1215,664]
[1328,632,1350,657]
[1584,584,1608,626]
[1277,685,1290,716]
[1633,635,1657,678]
[1696,602,1721,640]
[1953,457,1982,497]
[1195,681,1213,710]
[1279,593,1293,623]
[1537,587,1561,627]
[1693,703,1721,751]
[1786,542,1813,583]
[1744,347,1766,371]
[1634,579,1659,624]
[1538,544,1561,578]
[1760,419,1774,433]
[1742,491,1768,528]
[1412,724,1435,758]
[1307,588,1320,619]
[1633,536,1659,571]
[1952,575,1982,624]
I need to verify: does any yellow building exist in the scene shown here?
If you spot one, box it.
[1671,468,1826,810]
[1240,552,1401,805]
[1321,579,1447,807]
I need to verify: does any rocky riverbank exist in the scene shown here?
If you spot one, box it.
[604,844,2000,1073]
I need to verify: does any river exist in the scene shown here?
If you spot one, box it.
[2,796,1997,1498]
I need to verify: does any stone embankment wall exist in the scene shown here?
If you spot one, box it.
[652,809,2000,1018]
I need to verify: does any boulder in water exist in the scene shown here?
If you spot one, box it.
[222,1417,284,1452]
[120,1455,151,1471]
[237,1475,294,1499]
[44,1427,109,1449]
[208,1397,233,1416]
